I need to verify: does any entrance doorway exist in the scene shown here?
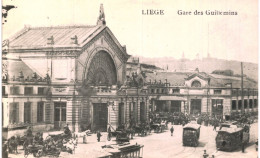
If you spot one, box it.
[171,101,181,113]
[93,103,108,132]
[54,102,67,129]
[155,100,167,112]
[190,99,201,115]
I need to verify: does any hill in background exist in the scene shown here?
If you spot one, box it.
[136,56,258,82]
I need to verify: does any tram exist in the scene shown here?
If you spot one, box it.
[216,123,250,151]
[182,123,201,147]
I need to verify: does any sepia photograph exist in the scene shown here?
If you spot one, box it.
[1,0,258,157]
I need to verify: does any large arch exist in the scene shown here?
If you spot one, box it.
[84,50,117,86]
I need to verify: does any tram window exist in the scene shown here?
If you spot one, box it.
[183,130,196,136]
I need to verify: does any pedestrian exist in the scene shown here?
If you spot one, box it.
[83,134,87,144]
[203,150,209,158]
[170,126,174,136]
[241,141,245,153]
[97,131,102,142]
[107,126,111,141]
[213,122,217,131]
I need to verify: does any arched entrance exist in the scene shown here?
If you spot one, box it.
[85,50,117,86]
[84,50,117,131]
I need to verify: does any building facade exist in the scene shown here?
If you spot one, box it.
[146,71,258,120]
[2,5,258,135]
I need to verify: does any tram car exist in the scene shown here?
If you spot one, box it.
[216,124,250,151]
[182,123,201,147]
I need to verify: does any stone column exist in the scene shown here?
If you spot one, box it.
[167,101,171,112]
[146,98,150,122]
[66,99,81,132]
[137,98,140,124]
[152,99,156,112]
[247,96,250,112]
[181,101,185,113]
[108,100,118,130]
[252,94,255,112]
[45,100,52,123]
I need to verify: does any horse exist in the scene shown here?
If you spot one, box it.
[74,130,91,144]
[8,136,18,154]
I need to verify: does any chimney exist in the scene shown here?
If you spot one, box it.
[47,36,54,45]
[71,35,78,44]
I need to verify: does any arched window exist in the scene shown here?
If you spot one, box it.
[191,80,201,87]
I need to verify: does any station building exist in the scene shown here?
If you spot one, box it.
[146,71,258,120]
[2,5,258,135]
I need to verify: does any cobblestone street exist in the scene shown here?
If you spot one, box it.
[9,122,258,158]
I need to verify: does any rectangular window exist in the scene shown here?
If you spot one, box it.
[38,87,45,95]
[172,88,180,94]
[214,90,222,94]
[2,86,5,96]
[151,89,154,94]
[212,99,223,115]
[37,102,44,122]
[10,86,19,95]
[244,100,248,109]
[9,102,19,124]
[232,90,237,96]
[156,89,160,93]
[238,100,242,110]
[254,99,258,108]
[24,102,31,123]
[161,89,164,94]
[249,99,253,108]
[232,100,237,110]
[54,102,66,121]
[24,87,33,95]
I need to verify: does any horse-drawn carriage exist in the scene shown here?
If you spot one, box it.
[133,123,150,136]
[116,131,130,144]
[24,142,61,158]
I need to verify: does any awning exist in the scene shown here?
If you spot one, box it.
[157,96,187,101]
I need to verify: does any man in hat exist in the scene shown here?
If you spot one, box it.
[203,150,209,158]
[97,131,102,142]
[170,126,174,136]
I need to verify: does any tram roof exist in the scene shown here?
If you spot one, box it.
[183,123,201,130]
[217,126,244,134]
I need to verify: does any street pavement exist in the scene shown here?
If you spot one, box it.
[9,122,258,158]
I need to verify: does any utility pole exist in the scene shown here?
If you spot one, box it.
[241,62,244,113]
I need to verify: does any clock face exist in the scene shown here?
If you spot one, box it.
[85,51,117,86]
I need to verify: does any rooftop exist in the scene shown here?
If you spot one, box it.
[8,25,105,48]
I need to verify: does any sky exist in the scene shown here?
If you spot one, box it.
[2,0,258,63]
